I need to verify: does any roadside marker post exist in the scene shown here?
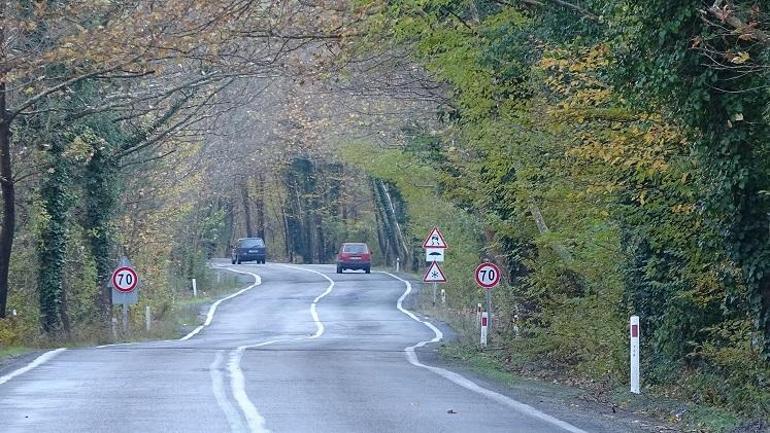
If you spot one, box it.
[630,315,640,394]
[396,257,400,273]
[145,306,151,332]
[440,288,446,305]
[111,317,118,340]
[192,278,198,298]
[480,312,489,347]
[476,303,482,328]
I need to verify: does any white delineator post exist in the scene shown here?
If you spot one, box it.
[480,312,489,347]
[111,317,118,340]
[476,303,482,328]
[396,257,400,273]
[192,278,198,297]
[630,315,640,394]
[145,305,151,332]
[440,289,446,305]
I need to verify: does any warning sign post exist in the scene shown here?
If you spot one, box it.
[423,227,448,306]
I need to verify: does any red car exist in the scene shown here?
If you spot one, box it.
[336,243,371,274]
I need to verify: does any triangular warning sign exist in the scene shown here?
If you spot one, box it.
[423,261,447,283]
[423,226,448,249]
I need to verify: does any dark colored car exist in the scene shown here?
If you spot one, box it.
[231,237,267,264]
[336,243,371,274]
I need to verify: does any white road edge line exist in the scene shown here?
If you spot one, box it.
[179,267,262,341]
[211,350,247,433]
[382,272,590,433]
[0,348,67,386]
[95,342,137,349]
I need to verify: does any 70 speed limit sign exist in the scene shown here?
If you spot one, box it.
[112,266,138,293]
[474,262,501,289]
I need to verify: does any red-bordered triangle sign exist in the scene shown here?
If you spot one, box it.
[423,261,447,283]
[423,226,448,249]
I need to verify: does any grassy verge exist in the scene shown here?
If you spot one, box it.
[0,267,249,360]
[389,272,750,433]
[0,346,34,364]
[125,268,248,342]
[436,332,749,433]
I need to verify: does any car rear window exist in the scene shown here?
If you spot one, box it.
[342,244,368,253]
[239,238,265,248]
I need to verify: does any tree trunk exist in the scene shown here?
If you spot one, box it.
[315,211,325,263]
[282,206,292,262]
[255,174,265,239]
[376,180,409,267]
[84,148,117,331]
[223,197,235,254]
[240,178,254,237]
[0,89,12,319]
[38,135,71,333]
[373,192,390,266]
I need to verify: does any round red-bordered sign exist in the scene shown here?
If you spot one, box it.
[112,266,138,293]
[474,262,501,289]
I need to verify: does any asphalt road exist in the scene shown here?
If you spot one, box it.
[0,263,602,433]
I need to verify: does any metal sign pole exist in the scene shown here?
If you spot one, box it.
[122,303,128,335]
[432,282,437,306]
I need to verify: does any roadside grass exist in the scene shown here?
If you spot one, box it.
[0,267,249,360]
[438,341,745,433]
[0,346,33,365]
[126,268,248,342]
[389,272,753,433]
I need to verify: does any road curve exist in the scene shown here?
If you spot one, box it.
[0,262,604,433]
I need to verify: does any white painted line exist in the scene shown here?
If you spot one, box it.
[0,348,66,386]
[223,265,335,432]
[277,265,334,338]
[382,272,590,433]
[95,342,137,349]
[179,267,262,341]
[210,350,247,433]
[228,341,277,433]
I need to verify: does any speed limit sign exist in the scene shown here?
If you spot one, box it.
[112,266,138,293]
[474,262,501,289]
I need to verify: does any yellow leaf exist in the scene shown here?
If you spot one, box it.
[731,52,750,64]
